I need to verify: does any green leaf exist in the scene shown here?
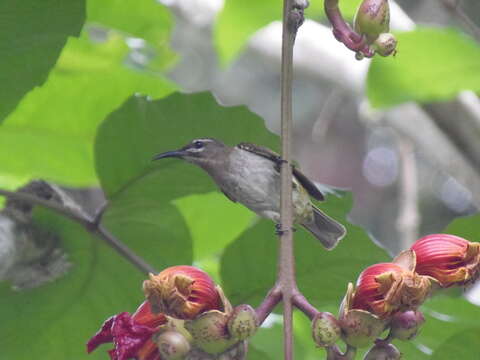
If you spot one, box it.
[248,345,274,360]
[0,0,85,123]
[95,92,279,198]
[220,193,389,307]
[94,92,279,278]
[444,212,480,243]
[407,296,480,358]
[250,317,308,360]
[102,201,193,270]
[0,32,174,188]
[431,327,480,360]
[367,28,480,108]
[173,192,255,260]
[0,210,152,359]
[215,0,360,64]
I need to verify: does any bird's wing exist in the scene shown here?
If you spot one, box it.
[236,142,324,201]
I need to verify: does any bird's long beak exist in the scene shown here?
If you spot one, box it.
[152,149,186,161]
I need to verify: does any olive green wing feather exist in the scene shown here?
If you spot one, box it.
[236,142,324,201]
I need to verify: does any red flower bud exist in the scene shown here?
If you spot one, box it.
[352,262,431,318]
[87,301,167,360]
[143,265,221,320]
[411,234,480,287]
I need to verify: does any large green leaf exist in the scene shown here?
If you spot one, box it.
[431,327,480,360]
[444,212,480,242]
[173,192,255,260]
[0,33,174,188]
[95,92,279,198]
[250,315,308,360]
[215,0,361,63]
[367,28,480,108]
[0,0,85,123]
[94,91,279,280]
[220,193,390,307]
[405,296,480,359]
[0,209,185,359]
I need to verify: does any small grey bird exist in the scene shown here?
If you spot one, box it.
[153,138,346,249]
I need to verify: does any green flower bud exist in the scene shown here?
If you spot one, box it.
[340,309,386,348]
[184,310,236,354]
[155,330,191,360]
[363,342,401,360]
[311,312,341,347]
[227,305,258,341]
[354,0,390,43]
[390,310,425,341]
[373,33,397,56]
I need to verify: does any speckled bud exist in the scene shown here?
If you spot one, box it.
[354,0,390,43]
[311,312,341,347]
[155,330,191,360]
[363,342,401,360]
[390,310,425,341]
[227,305,258,341]
[373,33,397,56]
[184,310,236,354]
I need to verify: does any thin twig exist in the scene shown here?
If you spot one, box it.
[0,189,157,275]
[255,286,283,324]
[439,0,480,41]
[279,1,307,359]
[292,291,320,320]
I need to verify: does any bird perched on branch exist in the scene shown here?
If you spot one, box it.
[153,138,346,249]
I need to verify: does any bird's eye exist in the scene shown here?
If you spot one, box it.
[193,140,204,149]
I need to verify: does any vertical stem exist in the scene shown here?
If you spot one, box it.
[279,1,303,359]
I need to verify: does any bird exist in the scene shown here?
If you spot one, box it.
[153,138,346,249]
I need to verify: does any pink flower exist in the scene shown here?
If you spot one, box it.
[87,301,166,360]
[411,234,480,287]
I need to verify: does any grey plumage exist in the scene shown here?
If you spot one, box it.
[153,138,346,249]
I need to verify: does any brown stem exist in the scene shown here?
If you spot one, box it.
[255,286,283,324]
[324,0,374,57]
[0,189,157,275]
[292,291,320,320]
[278,0,306,359]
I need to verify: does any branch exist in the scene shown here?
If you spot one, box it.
[255,286,283,324]
[292,291,320,320]
[439,0,480,41]
[278,0,306,359]
[0,188,157,275]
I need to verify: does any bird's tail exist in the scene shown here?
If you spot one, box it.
[302,205,346,250]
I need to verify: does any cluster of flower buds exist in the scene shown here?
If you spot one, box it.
[353,0,397,58]
[311,234,479,358]
[88,265,258,360]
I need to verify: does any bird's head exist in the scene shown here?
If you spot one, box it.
[153,138,228,166]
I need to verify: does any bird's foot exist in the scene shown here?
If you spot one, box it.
[275,223,297,236]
